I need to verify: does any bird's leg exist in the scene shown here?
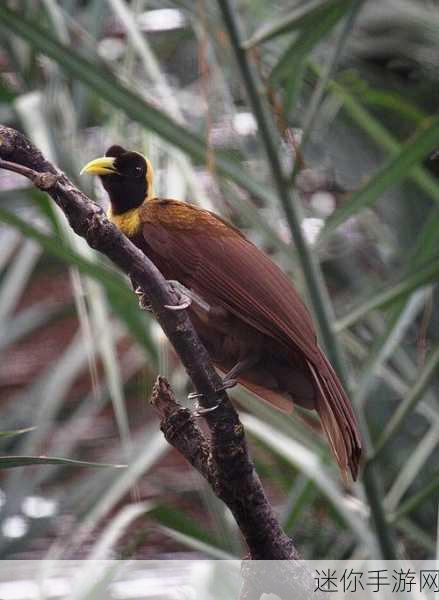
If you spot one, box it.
[191,353,261,416]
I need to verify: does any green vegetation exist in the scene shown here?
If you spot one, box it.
[0,0,437,562]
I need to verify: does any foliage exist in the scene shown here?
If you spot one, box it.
[0,0,437,562]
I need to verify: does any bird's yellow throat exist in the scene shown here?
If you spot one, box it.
[107,206,142,237]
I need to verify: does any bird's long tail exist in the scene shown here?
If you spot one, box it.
[307,351,362,480]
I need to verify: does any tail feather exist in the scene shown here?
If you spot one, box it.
[307,351,362,480]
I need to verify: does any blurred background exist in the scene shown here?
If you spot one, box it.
[0,0,438,564]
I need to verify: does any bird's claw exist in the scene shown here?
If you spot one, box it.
[135,286,152,312]
[164,298,191,311]
[189,378,236,416]
[165,280,192,311]
[193,398,224,416]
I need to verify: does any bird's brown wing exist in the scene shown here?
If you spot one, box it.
[141,200,361,479]
[141,200,320,363]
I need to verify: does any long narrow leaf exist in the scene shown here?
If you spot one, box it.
[374,343,439,458]
[242,414,375,552]
[321,118,439,239]
[0,4,276,208]
[335,259,439,331]
[244,0,349,48]
[271,5,347,83]
[0,427,36,440]
[391,473,439,522]
[385,420,439,511]
[352,290,428,408]
[0,207,156,355]
[313,64,439,205]
[159,526,235,560]
[0,208,128,295]
[0,456,124,468]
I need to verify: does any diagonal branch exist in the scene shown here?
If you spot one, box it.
[0,124,298,560]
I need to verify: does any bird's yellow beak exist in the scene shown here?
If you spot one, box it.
[80,156,119,176]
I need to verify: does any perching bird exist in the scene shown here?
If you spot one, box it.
[81,145,362,480]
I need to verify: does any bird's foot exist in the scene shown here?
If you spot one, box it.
[189,378,237,416]
[135,286,152,312]
[193,399,224,416]
[164,280,192,311]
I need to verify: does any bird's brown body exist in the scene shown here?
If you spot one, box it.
[134,199,319,414]
[81,146,362,480]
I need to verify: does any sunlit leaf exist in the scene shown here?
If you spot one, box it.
[391,473,439,522]
[242,414,375,551]
[0,4,276,208]
[321,118,439,239]
[244,0,349,48]
[0,207,157,356]
[0,456,125,469]
[271,5,346,83]
[374,343,439,458]
[0,427,36,439]
[335,256,439,331]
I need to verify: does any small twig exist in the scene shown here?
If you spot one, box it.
[0,158,59,190]
[150,376,213,483]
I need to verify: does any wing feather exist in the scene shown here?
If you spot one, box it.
[141,200,361,478]
[142,204,320,364]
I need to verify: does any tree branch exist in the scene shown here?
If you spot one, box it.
[151,376,213,484]
[0,125,298,560]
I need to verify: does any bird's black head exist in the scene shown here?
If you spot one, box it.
[81,145,154,215]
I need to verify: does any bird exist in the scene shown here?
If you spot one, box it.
[81,145,362,480]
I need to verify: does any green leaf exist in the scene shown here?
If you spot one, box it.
[351,290,428,408]
[0,207,157,356]
[0,79,17,103]
[313,64,439,205]
[0,4,275,208]
[244,0,349,48]
[335,256,439,331]
[151,505,225,551]
[67,430,168,550]
[409,206,439,266]
[88,501,153,560]
[397,518,436,553]
[282,477,318,533]
[361,89,426,125]
[321,118,439,240]
[159,525,234,559]
[0,208,126,293]
[271,5,347,83]
[373,343,439,459]
[28,189,65,235]
[391,473,439,522]
[0,427,36,439]
[242,414,375,551]
[0,456,125,469]
[271,1,348,116]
